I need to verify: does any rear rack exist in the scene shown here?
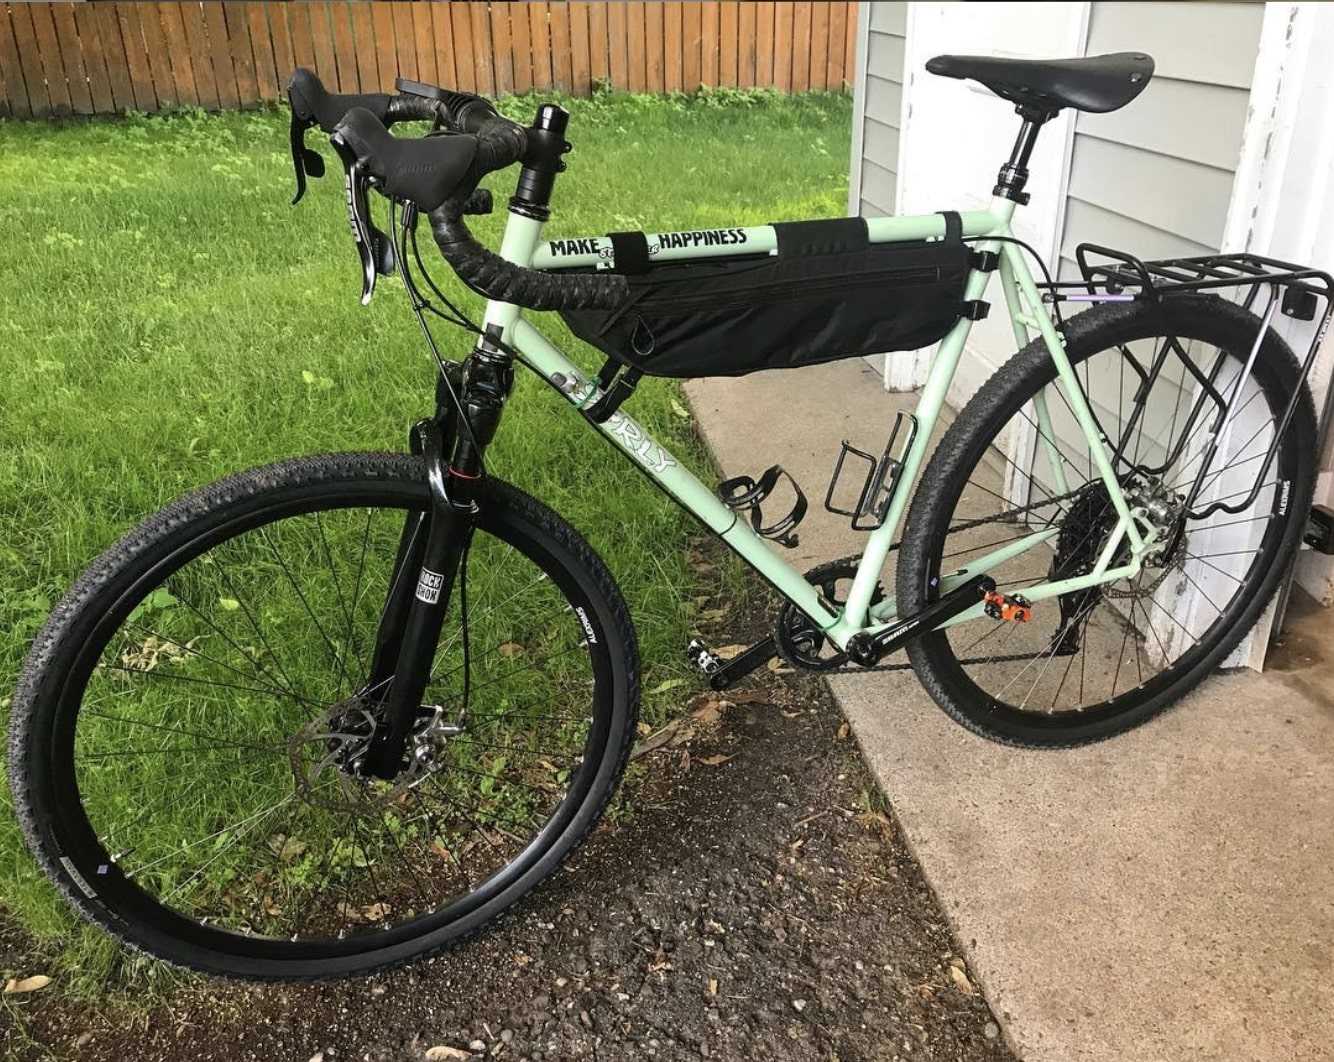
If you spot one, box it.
[1030,244,1333,528]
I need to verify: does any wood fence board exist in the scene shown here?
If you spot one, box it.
[718,2,737,87]
[96,3,134,112]
[0,5,30,117]
[447,2,475,93]
[136,3,177,110]
[772,1,792,92]
[246,1,279,99]
[587,0,608,87]
[755,2,774,86]
[844,1,856,90]
[681,1,700,90]
[626,2,646,94]
[826,0,846,88]
[469,1,495,96]
[11,3,51,116]
[606,1,627,92]
[808,1,828,90]
[645,0,664,92]
[663,1,682,92]
[157,2,196,106]
[487,3,511,95]
[370,1,396,91]
[348,1,379,94]
[413,0,438,87]
[700,1,718,87]
[48,3,91,114]
[283,0,315,83]
[32,3,72,115]
[325,1,358,94]
[549,2,572,92]
[114,3,155,111]
[431,3,457,91]
[527,3,550,90]
[202,2,240,109]
[509,2,532,93]
[73,2,114,114]
[305,3,338,89]
[790,2,811,92]
[737,1,755,88]
[225,1,260,106]
[568,2,590,94]
[389,2,415,82]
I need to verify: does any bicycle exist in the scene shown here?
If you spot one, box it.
[10,51,1330,980]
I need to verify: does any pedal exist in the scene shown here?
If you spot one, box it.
[982,589,1033,623]
[687,638,723,676]
[687,636,778,691]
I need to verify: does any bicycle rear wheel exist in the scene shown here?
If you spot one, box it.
[897,296,1316,746]
[10,453,638,979]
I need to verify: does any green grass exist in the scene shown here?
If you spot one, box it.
[0,86,851,995]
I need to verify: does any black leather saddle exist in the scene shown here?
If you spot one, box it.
[926,52,1154,114]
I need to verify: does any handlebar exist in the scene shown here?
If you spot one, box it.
[288,68,625,312]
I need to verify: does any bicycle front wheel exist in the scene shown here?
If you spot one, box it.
[897,296,1316,746]
[10,454,638,979]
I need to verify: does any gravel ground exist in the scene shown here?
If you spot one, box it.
[3,578,1013,1062]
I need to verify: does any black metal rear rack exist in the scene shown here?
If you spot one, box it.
[1028,244,1333,531]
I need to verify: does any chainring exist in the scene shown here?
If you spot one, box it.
[775,558,884,671]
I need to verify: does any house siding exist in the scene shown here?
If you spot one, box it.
[855,2,906,217]
[1057,1,1265,278]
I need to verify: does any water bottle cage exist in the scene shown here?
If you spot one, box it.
[825,411,919,532]
[717,465,808,549]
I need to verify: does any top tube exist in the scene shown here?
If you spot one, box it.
[530,208,1007,271]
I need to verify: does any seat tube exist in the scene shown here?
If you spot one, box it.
[836,256,1000,635]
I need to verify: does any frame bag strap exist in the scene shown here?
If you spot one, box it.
[938,209,963,244]
[607,230,652,275]
[771,216,869,256]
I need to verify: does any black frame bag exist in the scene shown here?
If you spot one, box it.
[557,214,972,379]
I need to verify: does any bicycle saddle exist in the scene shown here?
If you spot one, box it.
[333,107,478,212]
[926,51,1153,114]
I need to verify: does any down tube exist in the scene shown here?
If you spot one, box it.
[509,320,839,631]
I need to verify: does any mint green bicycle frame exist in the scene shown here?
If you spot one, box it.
[474,196,1156,652]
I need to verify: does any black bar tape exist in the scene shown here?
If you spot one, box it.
[428,207,627,310]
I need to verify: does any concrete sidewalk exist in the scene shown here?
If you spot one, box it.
[685,359,1334,1062]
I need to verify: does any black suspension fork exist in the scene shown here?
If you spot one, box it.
[364,326,514,779]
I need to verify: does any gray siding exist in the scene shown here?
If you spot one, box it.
[1057,0,1264,280]
[856,2,907,217]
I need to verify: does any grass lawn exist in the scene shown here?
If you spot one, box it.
[0,87,851,993]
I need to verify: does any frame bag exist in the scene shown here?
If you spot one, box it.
[558,214,973,379]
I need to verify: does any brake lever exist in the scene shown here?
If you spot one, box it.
[288,111,326,205]
[330,132,395,305]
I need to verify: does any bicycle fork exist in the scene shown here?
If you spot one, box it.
[362,327,513,780]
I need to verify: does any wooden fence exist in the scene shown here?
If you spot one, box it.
[0,2,858,119]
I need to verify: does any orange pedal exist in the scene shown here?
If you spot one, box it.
[982,589,1033,623]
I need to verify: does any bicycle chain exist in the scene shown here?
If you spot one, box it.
[773,485,1106,677]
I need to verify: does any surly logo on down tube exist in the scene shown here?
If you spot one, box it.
[604,412,676,474]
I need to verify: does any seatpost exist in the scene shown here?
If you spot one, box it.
[994,105,1054,206]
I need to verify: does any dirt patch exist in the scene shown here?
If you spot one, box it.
[3,582,1011,1062]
